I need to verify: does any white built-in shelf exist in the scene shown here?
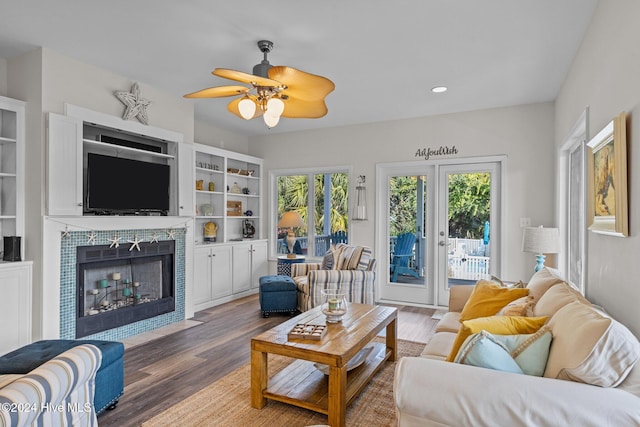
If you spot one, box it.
[196,167,224,174]
[0,136,17,145]
[0,215,17,219]
[195,215,225,219]
[227,173,260,180]
[83,139,175,160]
[196,190,224,195]
[228,193,259,198]
[0,173,16,178]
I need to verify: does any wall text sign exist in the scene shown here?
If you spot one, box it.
[415,145,458,161]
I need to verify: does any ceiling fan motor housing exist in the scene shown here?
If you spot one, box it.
[253,40,274,77]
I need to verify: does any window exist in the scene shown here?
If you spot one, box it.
[270,168,350,258]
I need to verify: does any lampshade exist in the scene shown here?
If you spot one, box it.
[278,211,305,229]
[266,97,285,116]
[522,226,559,254]
[238,96,256,120]
[263,113,281,128]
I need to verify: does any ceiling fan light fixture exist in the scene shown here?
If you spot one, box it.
[263,113,281,128]
[238,96,257,120]
[266,97,285,117]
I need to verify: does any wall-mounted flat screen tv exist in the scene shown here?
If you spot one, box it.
[86,153,170,215]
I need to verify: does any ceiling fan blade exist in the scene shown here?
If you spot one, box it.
[213,68,283,88]
[269,66,335,101]
[281,96,329,119]
[227,96,264,120]
[184,85,249,98]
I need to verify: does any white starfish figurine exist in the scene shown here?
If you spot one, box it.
[114,82,151,125]
[167,229,176,240]
[86,231,97,245]
[128,234,143,252]
[108,234,121,249]
[150,232,159,244]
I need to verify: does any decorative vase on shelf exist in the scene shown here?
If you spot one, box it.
[320,289,348,323]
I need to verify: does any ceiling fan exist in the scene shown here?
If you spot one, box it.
[184,40,335,128]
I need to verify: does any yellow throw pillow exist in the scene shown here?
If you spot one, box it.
[459,280,529,321]
[446,315,549,362]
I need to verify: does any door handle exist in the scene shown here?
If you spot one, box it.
[439,240,446,246]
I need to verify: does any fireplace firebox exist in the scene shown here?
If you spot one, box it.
[76,241,175,338]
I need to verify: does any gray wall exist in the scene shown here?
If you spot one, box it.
[555,0,640,338]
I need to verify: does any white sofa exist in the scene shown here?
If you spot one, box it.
[394,268,640,426]
[0,344,101,427]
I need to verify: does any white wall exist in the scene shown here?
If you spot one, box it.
[194,119,249,153]
[250,102,556,283]
[555,0,640,338]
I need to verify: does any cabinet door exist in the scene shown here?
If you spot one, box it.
[251,241,268,289]
[178,143,195,217]
[0,264,32,354]
[47,113,83,216]
[193,247,213,305]
[232,243,252,293]
[210,245,233,299]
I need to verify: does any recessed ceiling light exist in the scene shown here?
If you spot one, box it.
[431,86,448,93]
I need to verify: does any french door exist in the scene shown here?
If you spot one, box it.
[377,159,503,307]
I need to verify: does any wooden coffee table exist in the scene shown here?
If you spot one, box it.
[251,303,398,427]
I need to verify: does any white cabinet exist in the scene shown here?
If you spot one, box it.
[193,245,232,311]
[0,97,26,256]
[232,240,268,293]
[178,143,195,217]
[193,241,265,311]
[0,261,33,354]
[47,113,83,216]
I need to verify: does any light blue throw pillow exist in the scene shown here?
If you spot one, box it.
[454,331,524,374]
[492,327,553,376]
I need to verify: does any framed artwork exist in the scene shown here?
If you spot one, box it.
[587,112,628,237]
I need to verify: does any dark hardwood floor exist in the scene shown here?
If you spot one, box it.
[99,294,437,426]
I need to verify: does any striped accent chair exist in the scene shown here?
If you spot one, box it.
[291,243,376,312]
[0,344,101,427]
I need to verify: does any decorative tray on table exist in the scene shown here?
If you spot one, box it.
[287,324,327,341]
[314,346,374,375]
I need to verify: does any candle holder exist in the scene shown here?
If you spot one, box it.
[320,288,348,323]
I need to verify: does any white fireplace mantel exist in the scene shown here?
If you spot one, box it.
[40,216,194,340]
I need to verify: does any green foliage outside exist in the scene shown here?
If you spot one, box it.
[277,172,490,240]
[447,173,490,239]
[389,176,422,236]
[278,173,349,235]
[389,173,490,239]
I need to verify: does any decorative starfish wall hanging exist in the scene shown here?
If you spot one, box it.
[108,234,121,249]
[128,234,143,252]
[114,82,151,125]
[86,231,97,245]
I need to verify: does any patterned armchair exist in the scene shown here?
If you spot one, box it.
[290,243,376,312]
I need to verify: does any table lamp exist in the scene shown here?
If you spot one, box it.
[521,225,560,272]
[278,211,305,258]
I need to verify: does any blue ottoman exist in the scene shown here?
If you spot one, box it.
[0,339,125,415]
[259,275,298,317]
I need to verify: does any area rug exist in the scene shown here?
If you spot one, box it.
[142,339,425,427]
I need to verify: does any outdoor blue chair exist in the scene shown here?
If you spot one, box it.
[390,232,420,282]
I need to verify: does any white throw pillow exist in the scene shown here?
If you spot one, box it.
[544,301,640,387]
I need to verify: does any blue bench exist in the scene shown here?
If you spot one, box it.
[0,339,124,415]
[259,275,298,317]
